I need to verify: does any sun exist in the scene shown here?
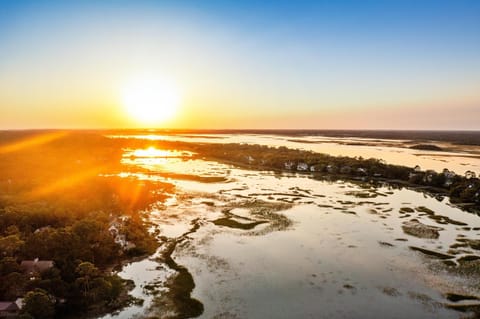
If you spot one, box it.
[122,76,180,125]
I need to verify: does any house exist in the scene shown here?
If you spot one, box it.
[326,164,337,174]
[465,170,477,179]
[409,172,422,183]
[15,298,23,310]
[356,167,367,175]
[284,161,295,170]
[297,163,309,171]
[0,301,19,317]
[310,164,324,172]
[20,259,54,278]
[109,223,135,251]
[442,169,456,187]
[124,242,137,250]
[114,234,128,247]
[423,170,437,183]
[340,166,352,174]
[34,226,52,234]
[443,168,455,178]
[108,224,119,236]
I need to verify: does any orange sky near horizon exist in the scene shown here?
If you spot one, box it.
[0,1,479,130]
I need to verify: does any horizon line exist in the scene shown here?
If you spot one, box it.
[1,128,480,132]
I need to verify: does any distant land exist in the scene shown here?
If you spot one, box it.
[2,129,480,146]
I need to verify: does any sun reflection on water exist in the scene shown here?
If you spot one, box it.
[126,147,193,158]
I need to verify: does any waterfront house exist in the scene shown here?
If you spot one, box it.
[297,163,309,171]
[326,164,337,174]
[0,301,19,317]
[20,259,54,278]
[284,161,295,170]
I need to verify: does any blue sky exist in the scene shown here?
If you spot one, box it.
[0,0,479,129]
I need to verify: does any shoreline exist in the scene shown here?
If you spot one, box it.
[194,153,480,214]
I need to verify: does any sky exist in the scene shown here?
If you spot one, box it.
[0,0,479,130]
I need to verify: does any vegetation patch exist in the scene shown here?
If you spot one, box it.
[445,293,480,303]
[213,217,267,230]
[409,246,455,260]
[402,219,443,239]
[409,144,444,151]
[458,255,480,263]
[381,287,401,297]
[151,220,205,319]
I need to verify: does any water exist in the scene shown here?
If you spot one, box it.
[100,134,480,319]
[109,133,480,174]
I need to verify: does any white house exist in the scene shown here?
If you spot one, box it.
[297,163,309,171]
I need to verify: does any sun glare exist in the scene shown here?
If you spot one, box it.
[132,147,172,158]
[122,76,180,125]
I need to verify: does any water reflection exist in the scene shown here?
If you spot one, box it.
[129,147,192,158]
[109,133,480,173]
[101,144,480,319]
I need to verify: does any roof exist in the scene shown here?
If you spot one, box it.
[0,302,19,312]
[20,260,54,274]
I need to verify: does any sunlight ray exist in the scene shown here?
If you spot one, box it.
[27,166,104,198]
[0,131,68,154]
